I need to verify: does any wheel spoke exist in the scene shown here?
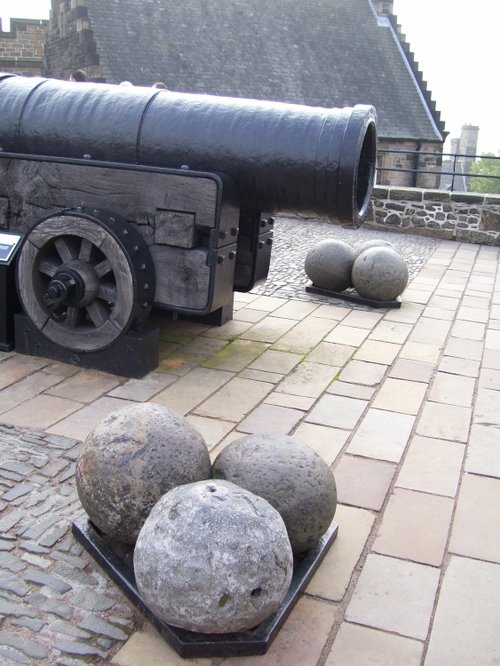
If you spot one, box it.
[97,282,117,304]
[86,300,109,327]
[94,259,112,278]
[65,306,81,328]
[38,258,59,277]
[79,238,94,262]
[54,237,76,262]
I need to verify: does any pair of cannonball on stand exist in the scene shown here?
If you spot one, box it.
[75,403,337,634]
[305,239,408,301]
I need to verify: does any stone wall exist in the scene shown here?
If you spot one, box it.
[0,18,48,76]
[44,0,104,82]
[367,186,500,245]
[377,139,443,189]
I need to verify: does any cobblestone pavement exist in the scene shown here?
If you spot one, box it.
[0,425,140,664]
[0,219,498,665]
[252,216,440,302]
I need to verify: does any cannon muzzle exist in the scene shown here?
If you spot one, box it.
[0,73,377,226]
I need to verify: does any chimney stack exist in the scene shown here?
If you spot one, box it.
[373,1,394,17]
[459,125,479,157]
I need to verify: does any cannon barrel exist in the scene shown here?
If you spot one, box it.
[0,73,377,226]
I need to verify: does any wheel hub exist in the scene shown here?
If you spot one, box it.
[43,258,100,309]
[44,268,86,308]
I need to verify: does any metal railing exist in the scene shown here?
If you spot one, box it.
[377,149,500,193]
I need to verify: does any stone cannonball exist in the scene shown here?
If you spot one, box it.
[353,238,394,259]
[304,239,355,292]
[75,403,211,544]
[351,246,409,301]
[133,479,293,634]
[212,434,337,553]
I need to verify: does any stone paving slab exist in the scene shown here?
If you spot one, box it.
[425,556,500,666]
[448,473,500,563]
[345,553,440,640]
[0,217,498,664]
[395,435,465,497]
[325,623,424,666]
[347,408,415,462]
[372,488,454,566]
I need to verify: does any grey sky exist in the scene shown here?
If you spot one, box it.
[393,0,499,154]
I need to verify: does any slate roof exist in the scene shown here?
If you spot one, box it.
[84,0,445,142]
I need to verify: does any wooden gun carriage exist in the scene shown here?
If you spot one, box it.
[0,73,377,370]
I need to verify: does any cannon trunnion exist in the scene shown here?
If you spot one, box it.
[0,73,377,370]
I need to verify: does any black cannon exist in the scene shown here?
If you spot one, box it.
[0,73,377,362]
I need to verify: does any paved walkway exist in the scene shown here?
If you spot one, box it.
[0,218,499,665]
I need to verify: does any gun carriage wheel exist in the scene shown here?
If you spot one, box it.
[16,210,155,353]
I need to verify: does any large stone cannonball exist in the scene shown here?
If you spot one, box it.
[353,238,394,259]
[351,246,409,301]
[304,239,355,291]
[212,434,337,553]
[133,479,293,634]
[76,403,211,544]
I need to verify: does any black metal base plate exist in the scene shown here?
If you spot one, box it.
[14,313,160,378]
[306,284,401,309]
[72,517,339,658]
[154,297,234,327]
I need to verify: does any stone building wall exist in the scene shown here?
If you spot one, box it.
[0,18,48,76]
[368,186,500,245]
[377,139,443,189]
[44,0,105,82]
